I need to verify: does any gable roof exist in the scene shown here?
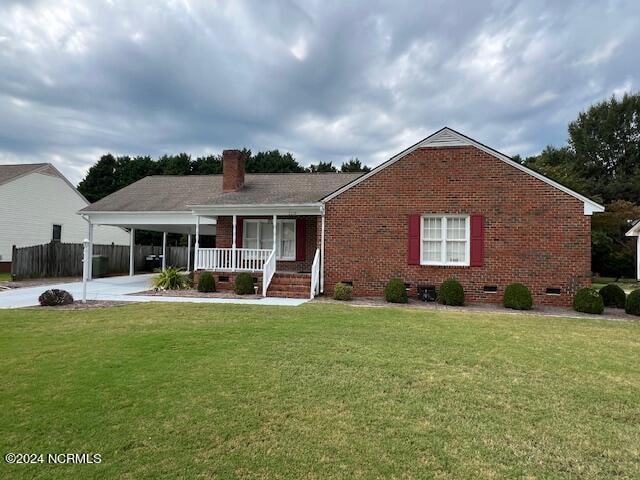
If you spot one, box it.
[0,163,50,187]
[0,162,89,203]
[80,173,362,213]
[322,127,605,215]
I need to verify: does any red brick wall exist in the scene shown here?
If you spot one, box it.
[323,146,592,306]
[213,216,318,272]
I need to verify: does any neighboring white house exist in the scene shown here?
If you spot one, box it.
[0,163,129,272]
[626,221,640,280]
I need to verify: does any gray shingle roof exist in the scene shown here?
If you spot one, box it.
[0,163,50,187]
[80,173,363,212]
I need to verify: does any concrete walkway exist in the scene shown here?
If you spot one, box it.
[0,274,307,308]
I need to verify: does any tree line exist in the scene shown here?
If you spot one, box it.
[78,150,369,203]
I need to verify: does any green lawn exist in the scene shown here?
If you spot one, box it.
[0,272,11,282]
[1,303,639,479]
[592,276,639,293]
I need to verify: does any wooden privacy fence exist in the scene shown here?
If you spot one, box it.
[11,242,192,279]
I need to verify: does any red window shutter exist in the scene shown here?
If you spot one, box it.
[296,218,306,261]
[470,214,484,267]
[236,217,243,248]
[407,214,420,265]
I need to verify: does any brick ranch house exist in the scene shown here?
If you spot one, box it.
[79,128,604,305]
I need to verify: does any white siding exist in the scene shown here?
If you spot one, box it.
[0,172,129,262]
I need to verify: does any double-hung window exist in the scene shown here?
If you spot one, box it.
[421,215,470,266]
[243,219,296,261]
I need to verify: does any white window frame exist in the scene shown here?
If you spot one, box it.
[243,219,297,261]
[420,215,470,266]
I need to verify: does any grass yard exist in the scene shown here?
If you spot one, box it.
[1,303,639,479]
[0,272,11,282]
[592,276,639,293]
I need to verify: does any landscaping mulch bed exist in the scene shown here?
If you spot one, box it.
[26,300,134,310]
[131,289,262,300]
[313,296,638,321]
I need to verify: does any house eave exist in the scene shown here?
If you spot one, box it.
[188,203,323,216]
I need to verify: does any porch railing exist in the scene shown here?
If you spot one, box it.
[262,250,277,297]
[310,248,321,299]
[195,248,272,272]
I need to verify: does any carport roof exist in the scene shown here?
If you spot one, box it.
[80,173,362,213]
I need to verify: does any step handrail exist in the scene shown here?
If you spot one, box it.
[262,249,277,297]
[310,248,321,299]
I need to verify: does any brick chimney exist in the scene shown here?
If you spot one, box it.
[222,149,245,192]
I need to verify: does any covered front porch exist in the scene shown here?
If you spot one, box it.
[82,204,325,299]
[192,203,325,298]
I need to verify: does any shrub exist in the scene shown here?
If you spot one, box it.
[152,267,191,290]
[197,272,216,293]
[599,284,626,309]
[333,282,353,301]
[384,278,408,303]
[234,272,255,295]
[625,289,640,316]
[503,283,533,310]
[38,289,74,306]
[438,278,464,306]
[573,287,604,314]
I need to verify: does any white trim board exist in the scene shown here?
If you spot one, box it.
[626,221,640,237]
[321,127,605,216]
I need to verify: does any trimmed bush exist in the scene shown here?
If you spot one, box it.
[197,272,216,293]
[152,267,191,290]
[234,272,255,295]
[599,284,626,309]
[503,283,533,310]
[38,289,74,306]
[573,287,604,314]
[625,289,640,316]
[438,278,464,306]
[384,278,408,303]
[333,282,353,301]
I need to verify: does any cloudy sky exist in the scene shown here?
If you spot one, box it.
[1,0,639,184]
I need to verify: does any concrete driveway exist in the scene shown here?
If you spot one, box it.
[0,274,306,308]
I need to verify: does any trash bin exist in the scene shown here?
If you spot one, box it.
[145,255,163,272]
[417,284,437,302]
[92,255,109,278]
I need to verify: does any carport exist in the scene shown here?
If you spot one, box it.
[80,211,216,279]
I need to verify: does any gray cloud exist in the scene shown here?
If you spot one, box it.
[0,0,639,183]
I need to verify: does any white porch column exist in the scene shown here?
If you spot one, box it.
[320,210,325,293]
[195,216,200,271]
[82,238,90,303]
[187,234,192,272]
[637,236,640,280]
[232,214,237,272]
[87,221,94,281]
[129,228,135,276]
[272,214,277,254]
[162,232,167,271]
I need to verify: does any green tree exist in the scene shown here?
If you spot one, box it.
[568,93,640,203]
[191,155,222,174]
[341,158,371,172]
[246,150,305,173]
[307,161,337,173]
[591,200,640,279]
